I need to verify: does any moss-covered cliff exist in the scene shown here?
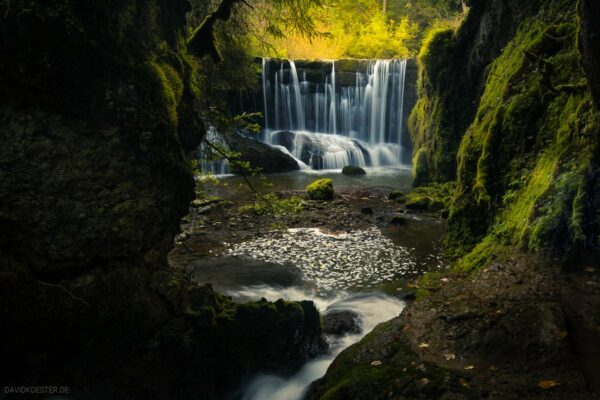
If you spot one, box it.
[409,0,600,265]
[0,1,324,398]
[308,0,600,398]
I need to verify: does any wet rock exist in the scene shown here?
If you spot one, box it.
[323,310,362,336]
[361,207,374,215]
[227,132,299,173]
[342,165,366,176]
[390,215,407,225]
[389,189,406,202]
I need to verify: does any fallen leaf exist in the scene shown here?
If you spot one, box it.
[464,365,475,370]
[418,342,429,348]
[585,267,595,273]
[459,378,470,388]
[443,353,456,361]
[371,360,382,366]
[538,380,560,389]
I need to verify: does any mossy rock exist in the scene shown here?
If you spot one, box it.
[388,189,405,202]
[390,215,407,225]
[404,183,455,212]
[342,165,366,176]
[307,178,334,201]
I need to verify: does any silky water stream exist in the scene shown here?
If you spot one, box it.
[172,171,446,400]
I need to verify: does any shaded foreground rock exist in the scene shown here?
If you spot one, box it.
[0,2,323,399]
[306,255,597,399]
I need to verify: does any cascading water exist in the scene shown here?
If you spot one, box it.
[260,58,409,170]
[199,127,230,175]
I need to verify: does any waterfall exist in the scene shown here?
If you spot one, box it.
[260,59,409,170]
[199,127,230,175]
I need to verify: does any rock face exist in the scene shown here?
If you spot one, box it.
[410,0,600,257]
[227,131,300,173]
[579,0,600,106]
[0,2,323,398]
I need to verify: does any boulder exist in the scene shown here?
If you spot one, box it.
[322,310,362,336]
[390,215,407,225]
[307,178,335,201]
[361,207,373,215]
[342,165,366,176]
[388,189,405,202]
[227,132,299,173]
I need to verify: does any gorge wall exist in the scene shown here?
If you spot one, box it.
[0,1,323,398]
[409,0,600,263]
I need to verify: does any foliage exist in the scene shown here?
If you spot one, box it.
[239,193,305,215]
[258,0,464,59]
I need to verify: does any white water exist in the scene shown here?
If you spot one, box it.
[233,286,405,400]
[261,59,408,169]
[199,127,230,175]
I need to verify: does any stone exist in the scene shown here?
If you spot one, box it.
[322,310,362,336]
[307,178,335,201]
[342,165,367,176]
[227,131,299,173]
[390,215,407,225]
[361,207,374,215]
[388,189,405,202]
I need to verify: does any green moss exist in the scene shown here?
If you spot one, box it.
[409,27,466,184]
[388,189,405,202]
[148,61,182,130]
[411,147,429,187]
[404,182,455,212]
[239,194,304,216]
[309,319,468,400]
[446,2,600,269]
[306,178,335,201]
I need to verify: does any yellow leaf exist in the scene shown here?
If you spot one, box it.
[371,360,382,366]
[418,343,429,348]
[464,365,475,370]
[538,380,561,389]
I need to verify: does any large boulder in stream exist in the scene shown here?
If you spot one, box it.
[342,165,367,176]
[227,131,299,173]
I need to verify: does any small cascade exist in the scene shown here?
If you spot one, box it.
[199,128,230,175]
[259,59,409,170]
